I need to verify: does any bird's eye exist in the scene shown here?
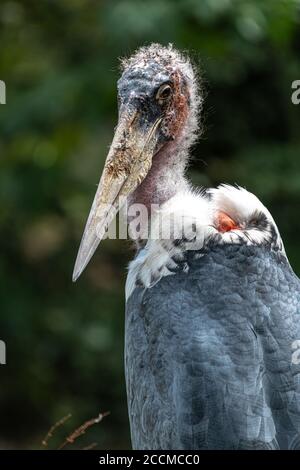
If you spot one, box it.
[156,84,172,102]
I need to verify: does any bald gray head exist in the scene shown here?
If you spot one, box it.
[119,43,202,155]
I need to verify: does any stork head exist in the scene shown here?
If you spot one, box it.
[73,44,201,281]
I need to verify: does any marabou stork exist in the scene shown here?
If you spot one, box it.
[73,44,300,450]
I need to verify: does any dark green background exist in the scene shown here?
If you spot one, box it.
[0,0,299,449]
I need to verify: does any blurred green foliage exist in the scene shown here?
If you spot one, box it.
[0,0,300,449]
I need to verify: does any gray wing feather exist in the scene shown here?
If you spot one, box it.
[125,245,300,449]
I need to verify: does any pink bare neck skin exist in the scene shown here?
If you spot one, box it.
[130,136,190,211]
[127,126,193,250]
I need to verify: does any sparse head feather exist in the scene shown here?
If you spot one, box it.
[121,43,197,82]
[119,43,202,149]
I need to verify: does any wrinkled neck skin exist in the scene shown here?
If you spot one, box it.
[128,133,190,249]
[130,137,190,210]
[128,129,189,246]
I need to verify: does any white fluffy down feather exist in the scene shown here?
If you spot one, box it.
[126,185,285,300]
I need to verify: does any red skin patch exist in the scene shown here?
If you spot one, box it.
[216,211,241,233]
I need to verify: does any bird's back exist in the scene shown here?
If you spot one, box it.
[125,244,300,450]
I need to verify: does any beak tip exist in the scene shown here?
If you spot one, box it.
[72,255,85,283]
[72,266,81,283]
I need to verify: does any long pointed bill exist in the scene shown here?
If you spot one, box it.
[73,107,162,281]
